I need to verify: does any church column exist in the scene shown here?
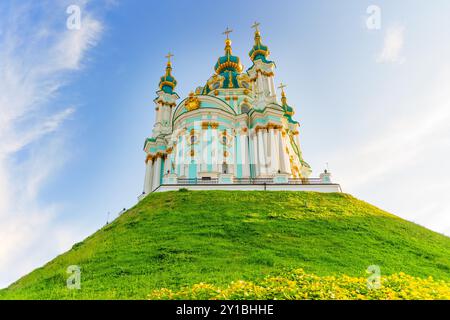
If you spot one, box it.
[180,133,187,177]
[262,76,269,96]
[269,77,276,97]
[211,128,219,173]
[241,129,250,178]
[152,156,162,190]
[143,158,154,194]
[166,150,173,174]
[283,132,292,175]
[256,73,263,97]
[155,105,162,124]
[250,130,259,177]
[201,127,208,172]
[268,127,279,174]
[163,154,170,176]
[257,128,267,176]
[162,105,169,125]
[277,130,287,174]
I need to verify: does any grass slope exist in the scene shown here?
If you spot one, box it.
[1,191,450,299]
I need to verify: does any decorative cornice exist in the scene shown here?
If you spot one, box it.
[201,121,220,129]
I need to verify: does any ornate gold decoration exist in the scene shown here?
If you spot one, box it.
[145,154,154,164]
[228,71,234,88]
[215,60,243,74]
[207,74,225,90]
[255,124,283,132]
[201,121,220,130]
[190,150,195,157]
[185,92,201,111]
[223,151,229,158]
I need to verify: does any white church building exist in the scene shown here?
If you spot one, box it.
[140,24,340,197]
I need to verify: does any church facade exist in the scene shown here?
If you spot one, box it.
[142,25,326,195]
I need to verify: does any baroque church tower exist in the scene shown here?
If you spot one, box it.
[142,24,313,195]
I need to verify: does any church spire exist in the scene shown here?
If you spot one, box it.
[249,22,271,62]
[159,52,177,94]
[279,82,288,106]
[222,27,233,55]
[278,83,295,117]
[214,27,243,75]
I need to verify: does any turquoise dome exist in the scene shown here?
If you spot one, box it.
[214,39,243,74]
[159,61,177,94]
[249,30,271,63]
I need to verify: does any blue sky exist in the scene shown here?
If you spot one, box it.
[1,0,450,288]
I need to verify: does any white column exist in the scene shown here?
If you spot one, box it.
[175,140,180,176]
[163,155,170,176]
[262,76,269,96]
[144,158,153,194]
[257,129,267,176]
[269,77,276,96]
[251,131,259,177]
[211,129,219,172]
[180,134,186,177]
[201,128,208,172]
[269,128,279,174]
[156,105,161,124]
[277,130,287,174]
[283,133,292,175]
[256,74,263,98]
[152,156,162,190]
[163,105,169,125]
[240,131,250,178]
[166,152,173,174]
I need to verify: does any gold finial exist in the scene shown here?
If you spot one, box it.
[164,52,174,76]
[278,83,287,104]
[222,27,233,39]
[251,21,260,32]
[278,83,287,95]
[222,27,233,55]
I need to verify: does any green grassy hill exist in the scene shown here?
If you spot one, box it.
[1,191,450,299]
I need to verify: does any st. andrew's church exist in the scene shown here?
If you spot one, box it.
[141,24,340,196]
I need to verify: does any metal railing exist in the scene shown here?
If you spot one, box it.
[173,177,330,185]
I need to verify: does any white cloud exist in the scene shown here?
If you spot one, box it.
[0,1,103,288]
[377,25,405,64]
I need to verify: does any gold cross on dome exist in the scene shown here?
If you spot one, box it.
[222,27,233,39]
[165,52,174,62]
[278,83,287,91]
[251,21,260,32]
